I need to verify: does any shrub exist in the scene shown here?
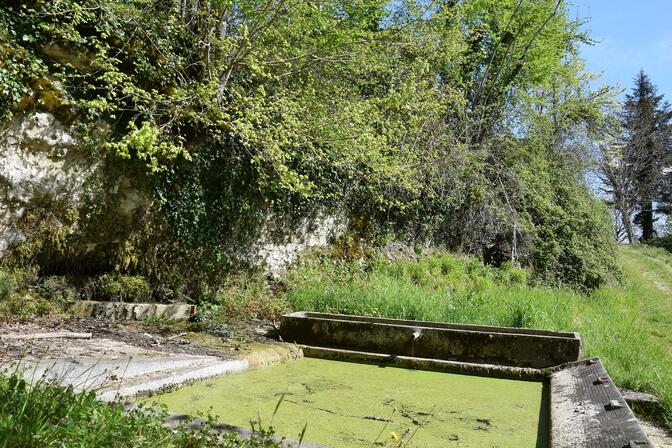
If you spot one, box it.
[0,293,60,321]
[190,304,237,337]
[647,235,672,254]
[33,276,77,307]
[82,274,151,302]
[0,273,15,302]
[517,151,620,291]
[0,268,62,320]
[212,273,289,320]
[495,262,528,286]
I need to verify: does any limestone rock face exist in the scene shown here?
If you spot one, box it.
[257,214,346,278]
[0,112,99,255]
[0,112,343,274]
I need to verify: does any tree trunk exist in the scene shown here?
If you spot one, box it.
[620,207,635,244]
[641,201,655,241]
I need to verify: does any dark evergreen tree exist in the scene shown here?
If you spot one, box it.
[621,71,672,241]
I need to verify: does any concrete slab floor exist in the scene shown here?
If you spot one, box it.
[0,318,299,401]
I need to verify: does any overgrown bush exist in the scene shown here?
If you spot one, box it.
[526,178,620,290]
[0,268,62,320]
[82,274,151,302]
[0,272,15,302]
[0,294,57,321]
[647,235,672,254]
[33,276,77,306]
[204,273,289,321]
[0,0,619,294]
[190,304,237,337]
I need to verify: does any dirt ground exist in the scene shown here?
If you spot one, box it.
[0,316,280,362]
[639,419,672,448]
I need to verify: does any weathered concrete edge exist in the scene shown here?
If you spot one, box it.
[619,388,664,420]
[71,300,197,321]
[105,344,303,401]
[281,312,580,369]
[99,359,250,401]
[285,311,580,338]
[549,357,653,448]
[301,345,547,381]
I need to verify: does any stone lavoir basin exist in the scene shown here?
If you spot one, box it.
[149,357,547,448]
[145,312,653,448]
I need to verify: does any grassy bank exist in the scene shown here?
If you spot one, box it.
[283,246,672,427]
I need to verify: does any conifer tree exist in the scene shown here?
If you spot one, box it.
[621,71,672,241]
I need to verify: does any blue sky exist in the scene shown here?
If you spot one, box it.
[578,0,672,100]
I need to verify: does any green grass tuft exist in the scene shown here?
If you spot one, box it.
[0,369,285,448]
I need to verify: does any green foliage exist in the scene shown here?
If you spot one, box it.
[0,294,58,321]
[284,251,540,326]
[647,235,672,254]
[33,276,77,305]
[519,153,620,290]
[0,268,64,320]
[140,315,175,328]
[207,273,289,320]
[0,272,15,302]
[82,274,151,302]
[0,370,285,448]
[110,121,190,173]
[0,0,619,291]
[190,304,237,338]
[154,140,266,253]
[0,13,50,120]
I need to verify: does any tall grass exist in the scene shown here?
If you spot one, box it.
[283,249,672,427]
[0,369,285,448]
[285,254,578,329]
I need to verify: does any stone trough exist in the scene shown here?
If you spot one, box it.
[277,312,654,448]
[280,311,581,369]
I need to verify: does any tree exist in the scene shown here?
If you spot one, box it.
[621,71,672,241]
[598,136,639,244]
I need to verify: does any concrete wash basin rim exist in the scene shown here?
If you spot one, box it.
[284,311,580,339]
[279,311,582,370]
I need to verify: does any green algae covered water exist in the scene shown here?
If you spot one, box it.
[147,358,547,447]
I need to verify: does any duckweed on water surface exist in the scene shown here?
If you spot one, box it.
[147,358,547,448]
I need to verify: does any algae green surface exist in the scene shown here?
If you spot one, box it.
[148,358,547,447]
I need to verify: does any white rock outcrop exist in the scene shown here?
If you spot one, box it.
[257,214,346,278]
[0,112,99,255]
[0,112,344,272]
